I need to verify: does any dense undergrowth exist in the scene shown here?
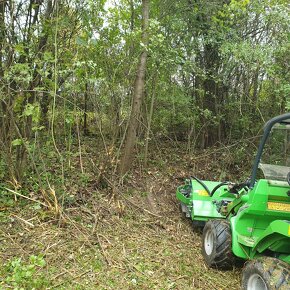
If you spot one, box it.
[0,139,256,289]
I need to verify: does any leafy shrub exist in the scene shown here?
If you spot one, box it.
[4,255,48,289]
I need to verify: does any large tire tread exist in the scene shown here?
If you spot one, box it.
[202,219,236,270]
[241,257,290,290]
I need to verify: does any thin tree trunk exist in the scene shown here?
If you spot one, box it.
[119,0,149,175]
[0,0,6,139]
[84,82,89,135]
[144,76,157,167]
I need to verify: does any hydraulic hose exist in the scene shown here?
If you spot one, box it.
[191,176,211,196]
[210,182,229,196]
[191,177,229,197]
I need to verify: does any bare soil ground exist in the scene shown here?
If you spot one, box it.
[0,143,248,289]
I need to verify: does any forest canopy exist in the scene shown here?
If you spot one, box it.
[0,0,289,184]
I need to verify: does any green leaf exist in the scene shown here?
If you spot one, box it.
[32,126,45,132]
[12,139,23,146]
[43,51,54,62]
[23,104,35,116]
[23,103,41,123]
[76,36,87,46]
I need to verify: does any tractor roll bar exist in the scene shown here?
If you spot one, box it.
[249,112,290,188]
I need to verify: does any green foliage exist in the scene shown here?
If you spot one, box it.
[0,187,15,212]
[11,139,23,146]
[5,63,32,86]
[3,255,48,289]
[0,159,5,180]
[0,0,289,184]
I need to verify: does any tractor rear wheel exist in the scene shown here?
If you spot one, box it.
[202,219,235,270]
[241,257,290,290]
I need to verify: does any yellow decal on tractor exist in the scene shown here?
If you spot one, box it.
[267,202,290,212]
[288,225,290,236]
[194,189,209,196]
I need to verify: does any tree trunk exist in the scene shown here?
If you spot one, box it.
[84,82,89,135]
[144,75,157,168]
[119,0,149,175]
[0,0,5,137]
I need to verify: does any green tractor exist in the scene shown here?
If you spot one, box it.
[176,113,290,290]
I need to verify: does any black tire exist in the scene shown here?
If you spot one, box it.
[202,219,235,270]
[241,257,290,290]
